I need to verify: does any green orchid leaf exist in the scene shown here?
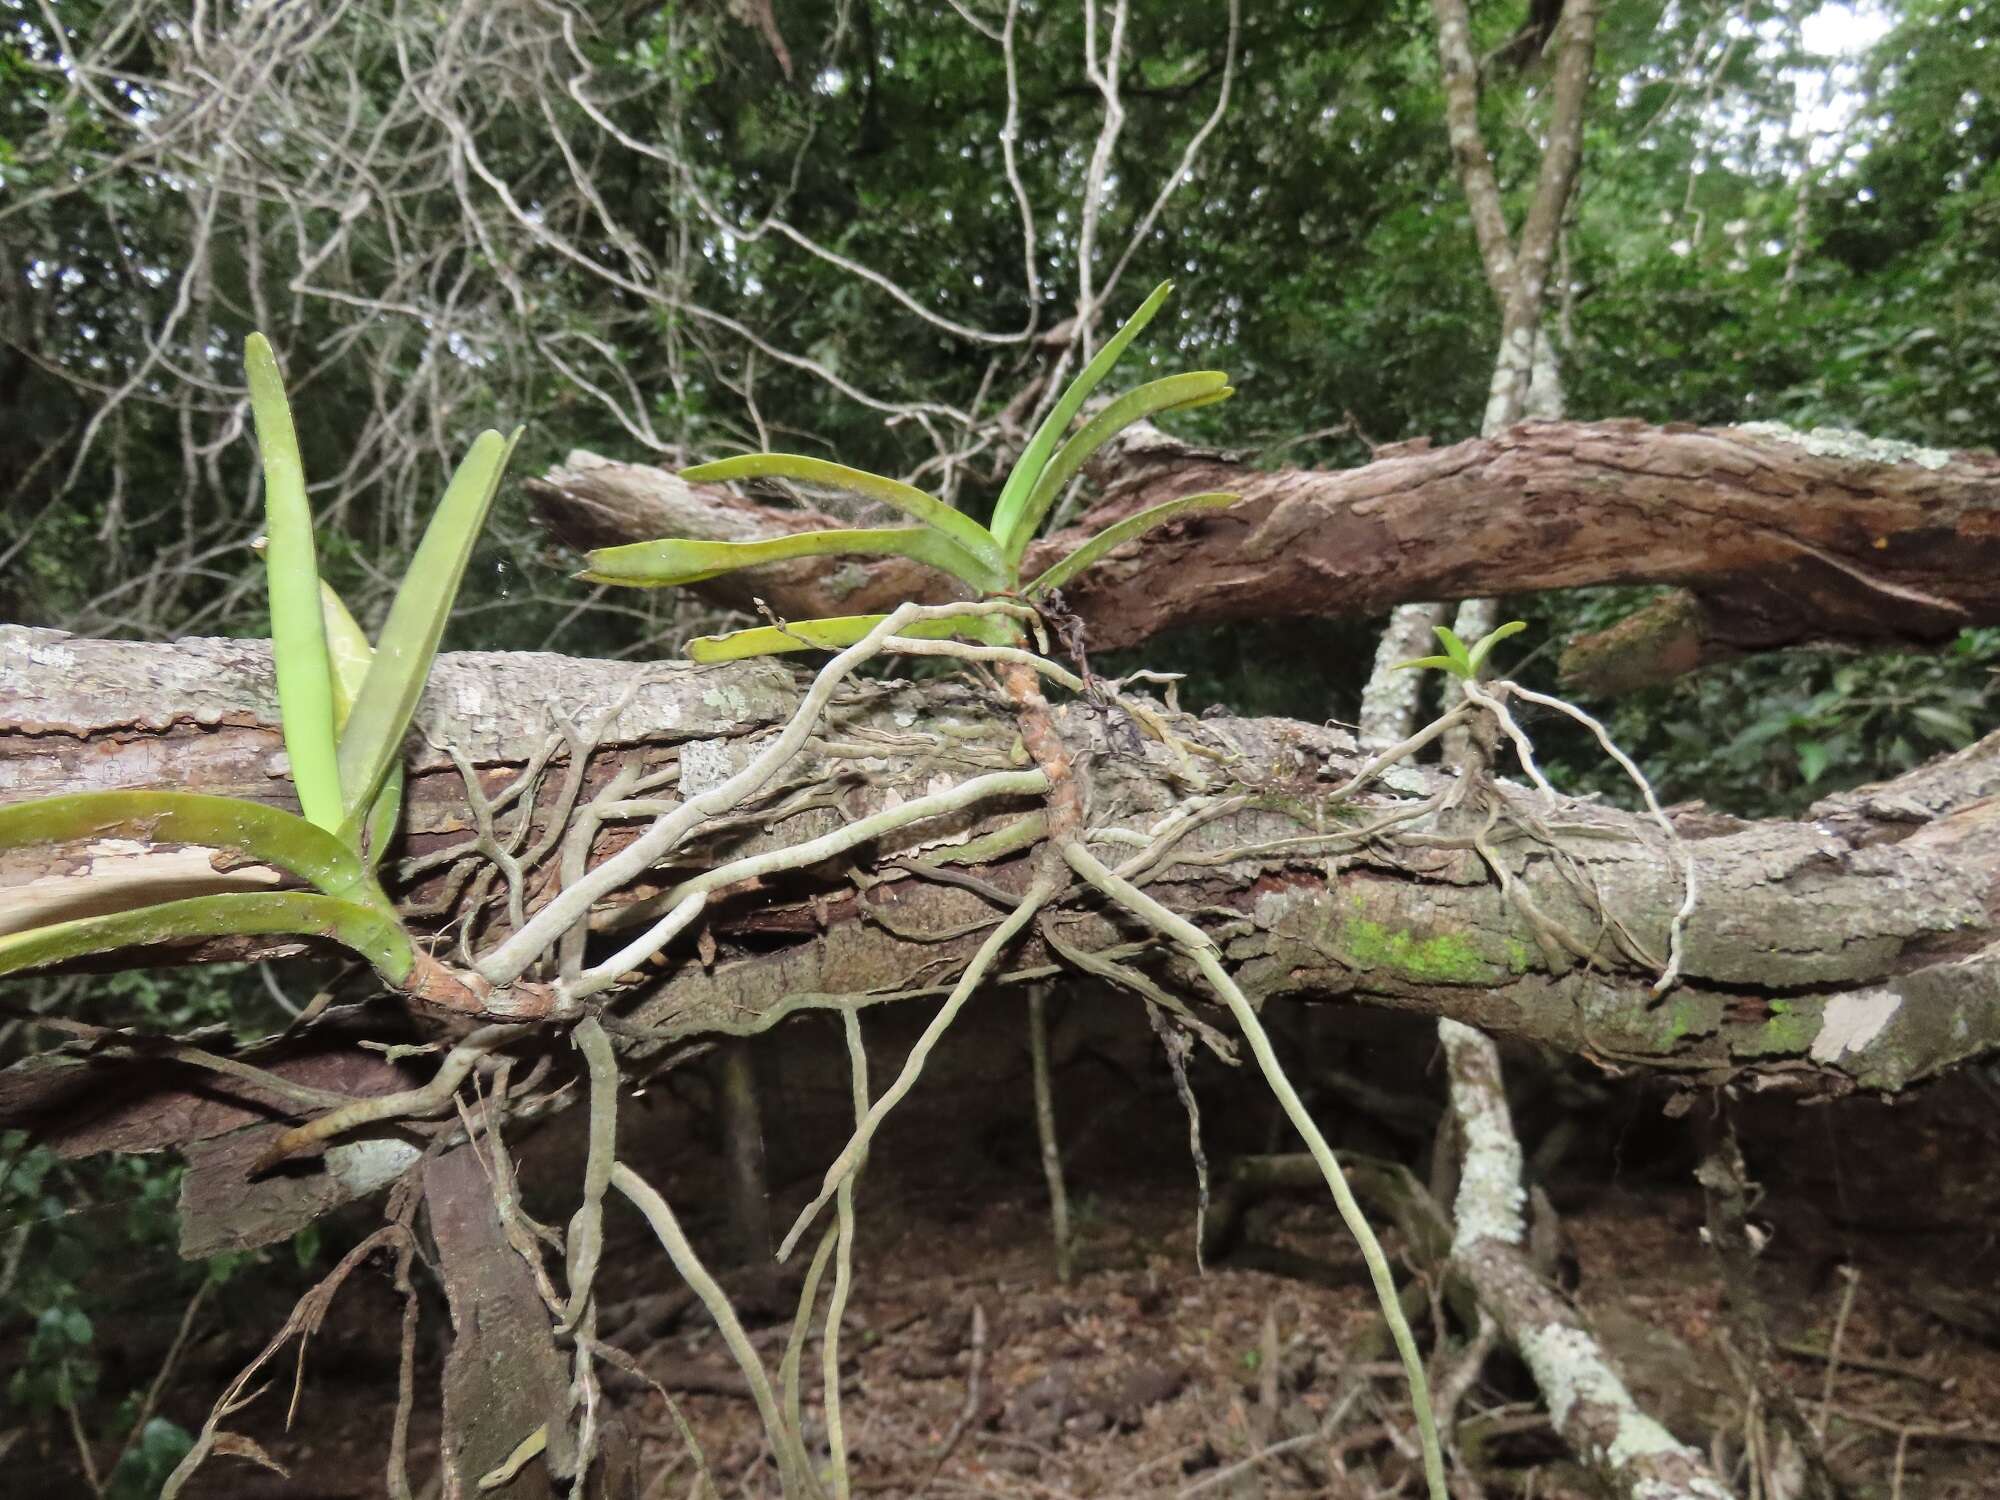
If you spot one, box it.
[245,333,343,834]
[680,454,1003,575]
[320,581,374,719]
[989,280,1174,549]
[0,891,414,985]
[1393,655,1463,675]
[1023,492,1239,597]
[0,790,386,907]
[685,611,1016,663]
[581,527,1003,594]
[1465,620,1529,676]
[336,426,521,825]
[321,583,405,870]
[1431,626,1474,675]
[1001,371,1232,563]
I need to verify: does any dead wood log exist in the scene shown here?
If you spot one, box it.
[1439,1021,1737,1499]
[527,421,2000,689]
[4,624,1996,1128]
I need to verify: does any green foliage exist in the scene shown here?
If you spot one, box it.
[246,334,345,835]
[1005,372,1233,559]
[682,610,1018,663]
[680,454,1007,577]
[1023,493,1239,597]
[585,283,1240,660]
[0,891,415,987]
[0,337,518,989]
[320,584,405,871]
[0,1126,221,1496]
[1394,621,1528,681]
[0,792,383,905]
[583,526,1004,594]
[1542,629,2000,818]
[333,424,521,836]
[988,280,1176,554]
[107,1418,196,1500]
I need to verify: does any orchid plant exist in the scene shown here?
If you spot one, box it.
[1395,620,1527,681]
[0,338,519,987]
[577,282,1239,658]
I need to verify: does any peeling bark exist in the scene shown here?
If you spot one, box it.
[4,626,1996,1122]
[427,1143,576,1498]
[528,422,2000,687]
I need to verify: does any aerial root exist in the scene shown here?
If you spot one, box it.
[559,1014,619,1332]
[776,865,1064,1260]
[254,1022,526,1170]
[1057,835,1450,1500]
[1463,678,1697,996]
[611,1162,828,1500]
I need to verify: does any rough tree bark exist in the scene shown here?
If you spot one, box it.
[528,420,2000,693]
[6,626,1995,1152]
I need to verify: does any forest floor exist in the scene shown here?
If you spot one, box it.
[11,998,2000,1499]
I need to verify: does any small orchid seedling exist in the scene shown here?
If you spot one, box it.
[1395,620,1528,681]
[0,337,520,995]
[577,281,1239,659]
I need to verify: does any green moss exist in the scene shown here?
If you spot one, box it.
[1504,937,1533,974]
[1343,919,1492,983]
[1736,997,1826,1057]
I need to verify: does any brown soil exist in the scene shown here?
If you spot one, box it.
[11,996,2000,1498]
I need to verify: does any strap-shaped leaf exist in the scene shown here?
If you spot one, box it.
[1393,654,1462,675]
[337,426,522,822]
[686,611,1015,663]
[1432,626,1474,675]
[581,527,1003,594]
[0,891,414,984]
[0,790,383,906]
[1000,371,1232,563]
[321,583,405,868]
[1024,492,1239,597]
[989,280,1174,550]
[1465,620,1528,676]
[245,334,343,834]
[680,454,1003,575]
[320,580,374,718]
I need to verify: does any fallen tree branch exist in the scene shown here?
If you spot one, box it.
[5,626,1997,1116]
[1439,1020,1735,1499]
[528,420,2000,687]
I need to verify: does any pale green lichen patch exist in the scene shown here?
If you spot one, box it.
[823,561,875,600]
[1808,988,1900,1063]
[1439,1021,1525,1250]
[1738,420,1952,470]
[1518,1323,1706,1476]
[700,682,755,718]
